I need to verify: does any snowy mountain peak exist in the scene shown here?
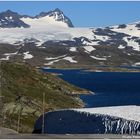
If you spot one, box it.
[0,10,30,28]
[2,10,18,15]
[54,8,62,12]
[36,8,74,27]
[0,9,20,20]
[0,9,73,28]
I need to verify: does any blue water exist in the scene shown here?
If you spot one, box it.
[42,68,140,108]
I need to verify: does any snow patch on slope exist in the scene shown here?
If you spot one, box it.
[0,51,18,61]
[124,37,140,51]
[69,47,77,52]
[118,45,126,49]
[83,46,96,53]
[90,55,107,60]
[45,55,67,60]
[63,56,77,63]
[44,59,60,65]
[133,62,140,66]
[0,56,10,61]
[94,34,110,42]
[111,23,140,37]
[4,51,18,56]
[45,55,77,65]
[23,51,34,59]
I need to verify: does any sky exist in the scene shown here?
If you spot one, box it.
[0,1,140,27]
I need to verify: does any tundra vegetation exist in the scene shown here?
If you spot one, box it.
[0,62,89,133]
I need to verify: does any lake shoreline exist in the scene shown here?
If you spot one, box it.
[42,65,140,73]
[42,68,140,107]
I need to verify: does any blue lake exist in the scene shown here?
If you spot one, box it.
[42,68,140,108]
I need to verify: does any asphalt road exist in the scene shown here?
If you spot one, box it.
[0,127,140,139]
[1,134,140,139]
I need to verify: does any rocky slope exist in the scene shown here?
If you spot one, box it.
[0,10,30,28]
[0,62,89,133]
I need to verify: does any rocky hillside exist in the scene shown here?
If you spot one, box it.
[0,62,89,133]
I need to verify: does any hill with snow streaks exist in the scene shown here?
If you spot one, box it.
[0,9,140,68]
[33,106,140,135]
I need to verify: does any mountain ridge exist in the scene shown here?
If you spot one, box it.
[0,9,140,68]
[0,9,74,28]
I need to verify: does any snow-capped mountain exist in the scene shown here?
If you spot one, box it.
[0,9,140,68]
[35,8,73,27]
[0,9,73,28]
[0,10,30,28]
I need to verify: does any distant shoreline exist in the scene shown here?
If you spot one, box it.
[41,65,140,73]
